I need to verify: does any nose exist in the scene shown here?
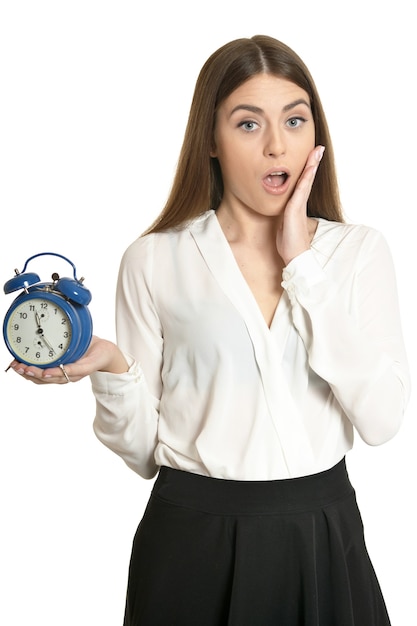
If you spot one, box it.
[264,126,285,158]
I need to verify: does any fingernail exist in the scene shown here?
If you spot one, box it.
[316,146,325,162]
[16,368,24,375]
[26,371,35,377]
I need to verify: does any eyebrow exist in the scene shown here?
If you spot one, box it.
[230,98,311,116]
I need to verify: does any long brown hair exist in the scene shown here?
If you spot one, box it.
[146,35,343,234]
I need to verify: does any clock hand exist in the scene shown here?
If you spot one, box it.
[34,313,56,354]
[38,332,56,354]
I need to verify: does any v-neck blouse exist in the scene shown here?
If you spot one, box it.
[91,210,411,480]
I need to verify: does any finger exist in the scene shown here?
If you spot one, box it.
[59,364,71,383]
[11,367,55,384]
[310,145,325,168]
[10,362,71,385]
[289,145,325,205]
[301,145,325,186]
[42,364,73,383]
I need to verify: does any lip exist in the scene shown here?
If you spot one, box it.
[261,166,291,196]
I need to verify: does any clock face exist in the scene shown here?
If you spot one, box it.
[5,297,73,365]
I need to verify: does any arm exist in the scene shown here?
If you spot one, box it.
[282,230,411,444]
[275,146,410,444]
[92,235,162,478]
[7,236,162,478]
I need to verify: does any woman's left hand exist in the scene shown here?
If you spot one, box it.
[275,145,325,265]
[5,335,129,385]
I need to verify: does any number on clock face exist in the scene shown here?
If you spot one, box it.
[6,298,72,364]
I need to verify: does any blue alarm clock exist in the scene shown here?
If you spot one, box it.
[3,252,93,368]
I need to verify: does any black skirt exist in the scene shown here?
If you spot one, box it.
[123,459,390,625]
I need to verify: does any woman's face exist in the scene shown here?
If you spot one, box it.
[212,73,315,219]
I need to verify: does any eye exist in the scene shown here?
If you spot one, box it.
[286,116,307,129]
[238,120,260,132]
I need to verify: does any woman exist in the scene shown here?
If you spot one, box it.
[10,35,411,625]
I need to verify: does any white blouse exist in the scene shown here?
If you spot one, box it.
[91,210,411,480]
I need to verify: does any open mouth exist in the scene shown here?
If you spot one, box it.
[264,171,288,188]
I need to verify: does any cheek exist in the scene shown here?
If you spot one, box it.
[303,126,316,150]
[298,134,316,165]
[309,127,316,149]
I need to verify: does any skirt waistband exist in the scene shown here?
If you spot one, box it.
[152,459,353,516]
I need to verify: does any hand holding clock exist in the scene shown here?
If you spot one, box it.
[8,335,129,384]
[4,253,128,383]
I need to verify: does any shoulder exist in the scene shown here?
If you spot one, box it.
[314,218,383,240]
[119,211,214,269]
[313,219,390,256]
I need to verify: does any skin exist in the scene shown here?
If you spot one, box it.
[213,73,323,326]
[8,74,324,384]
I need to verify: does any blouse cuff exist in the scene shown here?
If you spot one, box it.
[281,249,327,303]
[90,352,142,395]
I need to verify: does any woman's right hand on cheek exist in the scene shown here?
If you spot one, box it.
[7,336,129,385]
[276,145,325,265]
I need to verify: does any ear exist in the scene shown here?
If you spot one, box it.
[209,131,218,158]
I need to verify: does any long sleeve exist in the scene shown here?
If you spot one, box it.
[92,234,162,479]
[90,211,411,480]
[281,224,411,445]
[91,361,159,478]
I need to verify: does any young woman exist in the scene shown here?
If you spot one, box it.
[10,35,411,625]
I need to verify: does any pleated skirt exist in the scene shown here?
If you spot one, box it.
[123,459,391,625]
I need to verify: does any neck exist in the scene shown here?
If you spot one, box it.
[216,205,282,248]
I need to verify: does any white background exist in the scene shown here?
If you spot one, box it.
[0,1,415,624]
